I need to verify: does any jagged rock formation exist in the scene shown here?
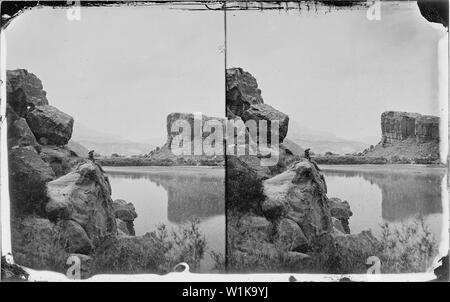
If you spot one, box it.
[226,68,302,176]
[363,111,440,162]
[226,68,380,273]
[6,69,49,116]
[6,69,202,277]
[6,69,118,277]
[26,105,74,145]
[227,67,289,143]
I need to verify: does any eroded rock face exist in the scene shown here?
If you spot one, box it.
[113,199,138,222]
[6,69,49,116]
[226,67,289,144]
[381,111,439,144]
[328,197,352,234]
[6,104,38,150]
[8,146,56,216]
[26,105,74,146]
[113,199,138,236]
[263,159,331,240]
[39,145,86,177]
[46,162,117,246]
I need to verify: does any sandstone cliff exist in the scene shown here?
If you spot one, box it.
[147,112,225,166]
[363,111,440,162]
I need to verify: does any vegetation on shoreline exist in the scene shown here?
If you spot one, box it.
[97,156,224,167]
[92,219,207,275]
[312,155,441,165]
[227,213,438,274]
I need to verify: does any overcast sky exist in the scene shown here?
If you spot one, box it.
[6,5,225,143]
[6,2,444,143]
[228,1,444,141]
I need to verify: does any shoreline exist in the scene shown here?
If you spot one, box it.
[320,163,447,175]
[103,165,225,177]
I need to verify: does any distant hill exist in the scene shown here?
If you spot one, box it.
[287,121,369,155]
[72,123,163,156]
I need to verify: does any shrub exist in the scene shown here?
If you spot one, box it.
[378,217,438,273]
[92,219,206,274]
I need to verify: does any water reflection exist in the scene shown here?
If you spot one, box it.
[106,171,224,223]
[322,166,445,242]
[323,169,443,222]
[104,167,225,272]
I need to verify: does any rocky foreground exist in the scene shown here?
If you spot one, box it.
[5,70,204,278]
[226,68,382,273]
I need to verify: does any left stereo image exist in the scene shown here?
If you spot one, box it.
[1,2,226,279]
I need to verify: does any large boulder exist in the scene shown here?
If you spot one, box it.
[6,69,49,117]
[262,159,331,239]
[26,105,74,146]
[46,162,117,246]
[8,146,56,216]
[226,67,289,145]
[328,197,352,220]
[113,199,138,222]
[113,199,138,236]
[241,103,289,143]
[6,104,38,149]
[328,197,352,234]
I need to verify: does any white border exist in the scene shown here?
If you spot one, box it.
[0,1,448,282]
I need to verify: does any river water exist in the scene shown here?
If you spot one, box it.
[321,165,446,245]
[104,166,225,273]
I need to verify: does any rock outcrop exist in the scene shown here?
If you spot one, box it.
[45,162,117,246]
[6,69,116,278]
[6,69,49,116]
[148,112,225,165]
[113,199,138,236]
[8,146,56,216]
[226,68,381,273]
[363,111,440,162]
[227,67,289,143]
[381,111,439,144]
[26,105,74,146]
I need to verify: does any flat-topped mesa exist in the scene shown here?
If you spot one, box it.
[165,112,226,152]
[148,112,226,163]
[381,111,439,145]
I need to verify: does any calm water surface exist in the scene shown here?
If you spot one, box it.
[104,166,224,273]
[321,165,446,244]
